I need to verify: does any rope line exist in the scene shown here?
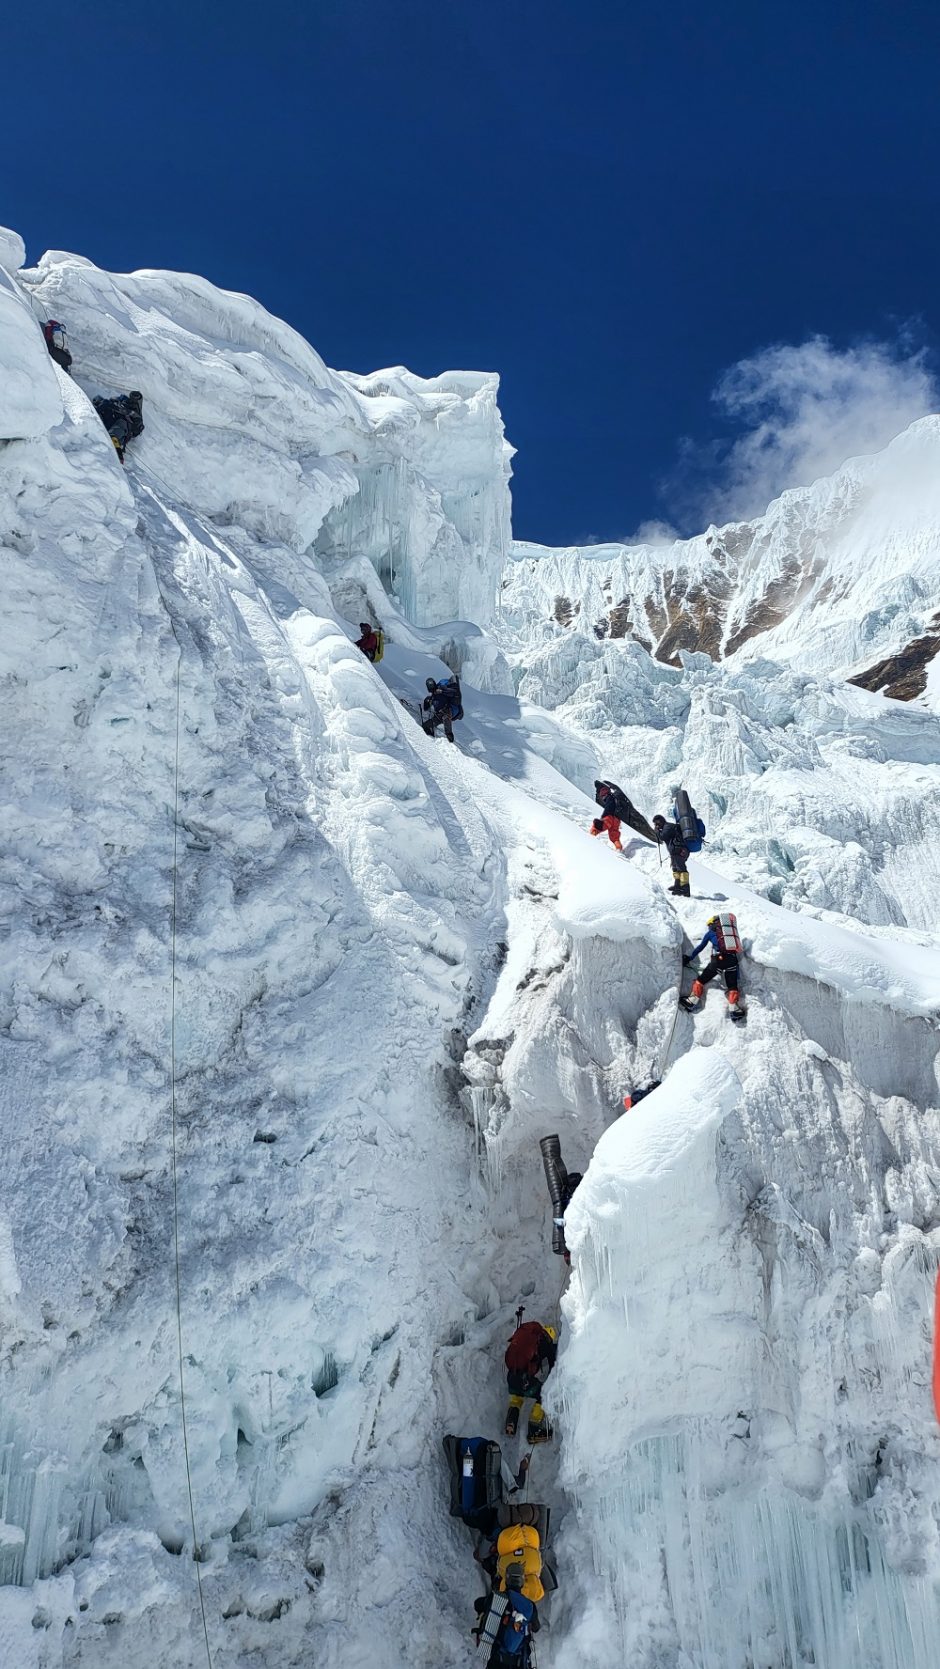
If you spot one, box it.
[169,639,214,1669]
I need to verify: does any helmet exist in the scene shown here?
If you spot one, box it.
[544,1324,558,1342]
[504,1563,525,1593]
[425,678,437,693]
[707,914,718,927]
[359,622,371,632]
[128,390,142,405]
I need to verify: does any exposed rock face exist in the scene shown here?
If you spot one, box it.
[849,613,940,700]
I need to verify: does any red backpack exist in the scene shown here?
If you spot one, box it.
[505,1322,545,1377]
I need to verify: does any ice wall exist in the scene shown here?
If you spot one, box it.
[0,224,523,1666]
[18,248,512,630]
[556,1027,940,1669]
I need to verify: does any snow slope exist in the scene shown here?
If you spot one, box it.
[508,416,940,702]
[2,225,940,1669]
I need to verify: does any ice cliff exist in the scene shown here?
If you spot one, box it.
[1,226,939,1669]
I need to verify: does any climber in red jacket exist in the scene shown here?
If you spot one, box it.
[504,1317,557,1444]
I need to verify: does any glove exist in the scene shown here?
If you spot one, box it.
[682,953,694,967]
[590,818,602,834]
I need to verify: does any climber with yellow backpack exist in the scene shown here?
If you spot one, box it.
[355,621,385,663]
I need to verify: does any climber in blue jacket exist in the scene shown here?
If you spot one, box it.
[422,675,463,742]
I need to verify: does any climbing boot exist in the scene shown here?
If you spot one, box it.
[527,1418,552,1445]
[504,1405,520,1438]
[668,883,682,895]
[680,883,692,897]
[681,979,704,1012]
[111,435,125,464]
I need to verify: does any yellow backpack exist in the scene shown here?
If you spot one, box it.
[373,629,385,664]
[496,1524,544,1603]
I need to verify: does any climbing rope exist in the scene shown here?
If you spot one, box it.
[168,636,214,1669]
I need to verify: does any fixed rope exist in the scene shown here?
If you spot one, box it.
[168,636,214,1669]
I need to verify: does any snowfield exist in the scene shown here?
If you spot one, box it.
[1,226,939,1668]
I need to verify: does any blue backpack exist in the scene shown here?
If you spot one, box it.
[673,790,706,853]
[439,676,463,720]
[443,1435,502,1519]
[494,1592,535,1659]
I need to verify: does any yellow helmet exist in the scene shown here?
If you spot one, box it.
[544,1325,558,1342]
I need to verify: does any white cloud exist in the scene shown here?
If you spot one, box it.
[673,333,937,528]
[626,518,680,547]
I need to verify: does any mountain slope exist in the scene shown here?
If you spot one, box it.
[509,416,940,703]
[2,227,940,1669]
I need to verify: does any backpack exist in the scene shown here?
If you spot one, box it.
[504,1322,545,1377]
[439,675,462,719]
[373,629,385,664]
[442,1435,503,1519]
[674,789,706,853]
[712,912,742,958]
[43,321,68,353]
[496,1526,544,1603]
[93,396,118,428]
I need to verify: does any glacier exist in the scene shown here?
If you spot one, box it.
[1,224,939,1669]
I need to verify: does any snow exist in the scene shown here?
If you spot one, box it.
[20,250,512,625]
[0,261,62,439]
[2,225,940,1668]
[507,414,940,688]
[0,226,25,271]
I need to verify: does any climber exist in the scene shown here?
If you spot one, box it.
[623,1079,662,1110]
[472,1577,540,1666]
[594,779,657,843]
[92,391,144,464]
[41,319,72,375]
[590,811,622,850]
[681,911,745,1019]
[652,813,690,898]
[422,675,462,743]
[504,1316,557,1443]
[355,622,380,661]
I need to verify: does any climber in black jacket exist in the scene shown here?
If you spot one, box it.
[93,391,144,463]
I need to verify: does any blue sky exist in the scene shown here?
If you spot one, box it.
[5,0,940,542]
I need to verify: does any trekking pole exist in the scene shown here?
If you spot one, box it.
[657,834,663,867]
